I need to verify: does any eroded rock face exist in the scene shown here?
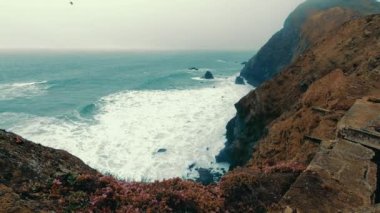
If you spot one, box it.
[240,0,380,85]
[219,14,380,169]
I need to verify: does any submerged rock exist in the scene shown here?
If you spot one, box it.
[203,71,214,79]
[188,163,196,170]
[157,148,167,153]
[188,67,199,71]
[195,168,215,185]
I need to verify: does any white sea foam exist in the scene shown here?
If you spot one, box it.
[10,76,253,181]
[191,76,227,81]
[184,68,214,73]
[0,81,48,101]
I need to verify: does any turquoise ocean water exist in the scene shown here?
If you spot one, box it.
[0,50,253,181]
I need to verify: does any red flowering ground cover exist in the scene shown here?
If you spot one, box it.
[47,162,303,212]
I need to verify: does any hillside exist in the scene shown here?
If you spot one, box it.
[240,0,380,85]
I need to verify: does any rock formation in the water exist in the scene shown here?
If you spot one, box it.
[235,76,245,85]
[240,0,380,85]
[188,67,199,71]
[203,71,214,79]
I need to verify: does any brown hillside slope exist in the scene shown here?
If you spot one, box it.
[240,0,380,85]
[0,130,97,211]
[220,14,380,169]
[249,14,380,166]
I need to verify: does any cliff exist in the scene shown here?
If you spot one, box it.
[240,0,380,85]
[218,0,380,169]
[217,12,380,212]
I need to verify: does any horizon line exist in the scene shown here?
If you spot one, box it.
[0,47,257,53]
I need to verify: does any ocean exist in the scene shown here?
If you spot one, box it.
[0,50,254,181]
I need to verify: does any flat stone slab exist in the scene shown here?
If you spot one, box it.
[276,139,377,212]
[337,97,380,149]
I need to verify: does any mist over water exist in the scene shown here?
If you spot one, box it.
[0,51,253,181]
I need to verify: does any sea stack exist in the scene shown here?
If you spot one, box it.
[203,71,214,79]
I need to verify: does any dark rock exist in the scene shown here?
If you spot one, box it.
[188,163,196,170]
[195,168,215,185]
[188,67,199,71]
[235,76,245,85]
[203,71,214,79]
[157,149,167,153]
[216,117,238,165]
[215,149,230,164]
[225,117,237,145]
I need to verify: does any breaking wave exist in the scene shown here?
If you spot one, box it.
[8,77,253,181]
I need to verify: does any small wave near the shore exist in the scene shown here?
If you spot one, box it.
[0,81,49,101]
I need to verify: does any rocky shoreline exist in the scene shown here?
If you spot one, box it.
[218,0,380,169]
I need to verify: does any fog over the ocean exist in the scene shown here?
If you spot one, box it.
[0,0,305,50]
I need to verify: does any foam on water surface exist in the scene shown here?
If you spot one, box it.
[0,81,49,100]
[9,77,253,181]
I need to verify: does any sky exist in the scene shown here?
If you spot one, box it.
[0,0,305,51]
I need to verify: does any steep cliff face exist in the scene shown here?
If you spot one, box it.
[218,12,380,168]
[240,0,380,86]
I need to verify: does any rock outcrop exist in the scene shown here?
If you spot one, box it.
[203,71,214,79]
[276,139,377,212]
[240,0,380,85]
[235,76,245,85]
[273,98,380,212]
[0,130,97,211]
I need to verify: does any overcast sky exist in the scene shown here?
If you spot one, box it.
[0,0,305,50]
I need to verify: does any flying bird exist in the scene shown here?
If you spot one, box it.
[70,1,74,5]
